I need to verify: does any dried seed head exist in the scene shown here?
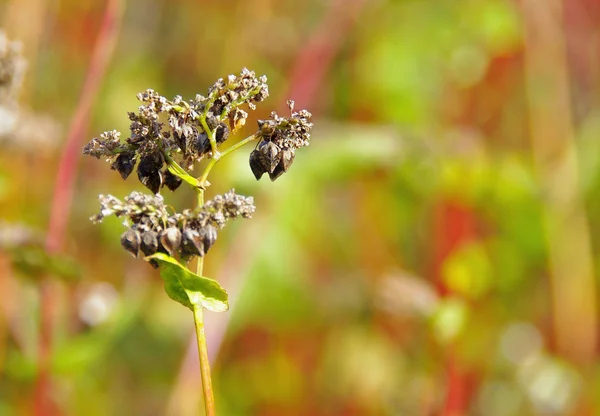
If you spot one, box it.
[120,229,141,258]
[162,169,182,191]
[111,151,136,180]
[83,130,123,160]
[250,103,311,180]
[256,105,312,151]
[140,230,159,256]
[160,227,182,256]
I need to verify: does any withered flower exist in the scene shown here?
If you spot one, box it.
[249,100,312,181]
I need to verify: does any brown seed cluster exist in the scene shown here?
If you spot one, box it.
[250,100,313,181]
[83,68,270,194]
[92,190,255,266]
[84,68,313,270]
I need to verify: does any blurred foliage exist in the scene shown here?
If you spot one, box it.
[0,0,599,415]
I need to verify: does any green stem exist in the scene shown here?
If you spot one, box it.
[192,187,216,415]
[192,304,215,416]
[199,116,220,157]
[176,132,259,416]
[198,133,258,185]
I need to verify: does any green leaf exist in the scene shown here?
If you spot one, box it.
[146,252,229,312]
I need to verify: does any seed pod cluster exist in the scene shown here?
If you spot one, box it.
[83,68,270,193]
[249,100,313,181]
[93,190,255,267]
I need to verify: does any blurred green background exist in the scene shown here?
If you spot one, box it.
[1,0,600,415]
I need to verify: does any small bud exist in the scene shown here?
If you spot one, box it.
[199,225,218,254]
[120,229,141,258]
[140,230,159,256]
[181,228,204,257]
[160,227,182,256]
[162,169,182,191]
[111,151,136,180]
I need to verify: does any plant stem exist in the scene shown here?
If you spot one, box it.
[192,187,216,415]
[198,133,258,185]
[179,130,258,416]
[192,304,215,416]
[199,116,220,157]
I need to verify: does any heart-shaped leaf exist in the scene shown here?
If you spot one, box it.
[146,252,229,312]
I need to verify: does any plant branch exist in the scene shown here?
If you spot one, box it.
[199,116,219,157]
[198,133,258,185]
[185,130,259,415]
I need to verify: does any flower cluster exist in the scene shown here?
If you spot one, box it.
[91,190,255,266]
[0,30,26,107]
[83,68,270,194]
[250,100,313,181]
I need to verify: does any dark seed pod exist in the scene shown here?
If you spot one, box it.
[210,102,224,117]
[215,122,230,144]
[160,227,182,256]
[269,163,285,181]
[137,153,163,194]
[269,149,295,181]
[181,228,204,257]
[193,132,211,156]
[249,149,267,180]
[163,169,183,191]
[199,225,218,254]
[120,229,141,258]
[280,149,295,172]
[111,151,136,180]
[140,230,159,256]
[260,141,281,173]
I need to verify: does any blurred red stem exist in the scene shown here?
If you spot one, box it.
[35,1,125,414]
[283,0,368,109]
[433,201,477,416]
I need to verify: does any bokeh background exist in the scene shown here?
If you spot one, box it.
[1,0,600,415]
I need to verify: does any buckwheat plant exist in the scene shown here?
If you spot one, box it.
[83,68,312,414]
